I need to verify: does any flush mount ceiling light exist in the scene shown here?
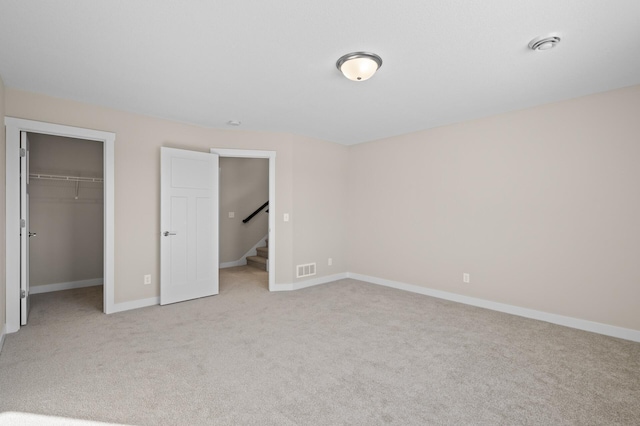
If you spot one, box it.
[528,35,561,51]
[226,120,241,126]
[336,52,383,81]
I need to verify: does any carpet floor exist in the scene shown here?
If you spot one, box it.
[0,266,639,425]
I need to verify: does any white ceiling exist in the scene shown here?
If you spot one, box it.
[1,0,639,145]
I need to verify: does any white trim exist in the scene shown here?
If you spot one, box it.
[110,297,159,314]
[100,273,346,312]
[271,273,348,292]
[347,273,640,343]
[210,148,274,159]
[29,278,103,295]
[220,234,268,269]
[5,117,116,332]
[210,149,276,292]
[0,324,6,354]
[219,260,246,269]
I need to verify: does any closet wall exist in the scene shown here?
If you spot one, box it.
[29,133,103,288]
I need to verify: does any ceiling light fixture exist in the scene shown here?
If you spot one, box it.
[336,52,383,81]
[226,120,241,126]
[528,35,561,51]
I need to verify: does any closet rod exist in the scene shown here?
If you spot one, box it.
[29,173,103,183]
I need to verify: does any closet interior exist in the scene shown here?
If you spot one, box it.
[27,132,104,311]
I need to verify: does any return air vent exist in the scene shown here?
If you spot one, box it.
[296,263,316,278]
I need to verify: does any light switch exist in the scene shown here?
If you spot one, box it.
[228,212,235,218]
[284,213,290,222]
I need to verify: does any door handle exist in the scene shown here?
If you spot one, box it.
[163,231,177,237]
[29,232,37,238]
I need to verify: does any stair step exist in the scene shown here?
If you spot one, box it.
[246,255,267,271]
[246,255,267,265]
[256,246,268,258]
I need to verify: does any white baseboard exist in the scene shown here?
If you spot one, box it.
[271,273,349,292]
[347,273,640,343]
[98,270,640,343]
[220,259,246,269]
[0,324,6,355]
[220,234,268,269]
[30,278,103,295]
[107,272,346,313]
[110,296,160,314]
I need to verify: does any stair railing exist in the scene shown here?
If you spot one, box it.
[243,201,269,224]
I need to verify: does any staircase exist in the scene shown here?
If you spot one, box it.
[246,240,268,271]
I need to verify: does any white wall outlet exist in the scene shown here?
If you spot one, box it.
[283,213,290,222]
[463,273,470,283]
[144,274,151,285]
[328,258,333,266]
[228,212,235,218]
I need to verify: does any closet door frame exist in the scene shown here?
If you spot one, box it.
[5,117,116,333]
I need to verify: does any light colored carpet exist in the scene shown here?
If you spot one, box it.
[1,266,639,425]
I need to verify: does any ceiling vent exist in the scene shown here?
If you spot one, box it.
[528,35,561,51]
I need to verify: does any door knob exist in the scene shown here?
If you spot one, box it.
[163,231,177,237]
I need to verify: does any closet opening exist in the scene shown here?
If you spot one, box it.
[27,133,105,317]
[5,117,115,333]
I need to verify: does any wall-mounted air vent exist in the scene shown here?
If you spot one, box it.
[296,263,316,278]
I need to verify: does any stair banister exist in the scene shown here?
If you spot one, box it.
[243,201,269,224]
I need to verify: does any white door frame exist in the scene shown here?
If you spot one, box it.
[210,148,275,291]
[5,117,116,333]
[20,131,30,325]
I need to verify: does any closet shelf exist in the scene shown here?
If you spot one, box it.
[29,173,103,183]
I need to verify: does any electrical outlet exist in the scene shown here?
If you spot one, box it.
[328,258,333,266]
[144,274,151,285]
[463,273,470,283]
[228,212,235,218]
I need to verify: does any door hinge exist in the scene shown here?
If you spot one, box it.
[20,148,26,157]
[21,290,26,299]
[21,219,26,228]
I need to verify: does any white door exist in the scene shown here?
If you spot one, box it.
[20,132,31,325]
[161,148,219,305]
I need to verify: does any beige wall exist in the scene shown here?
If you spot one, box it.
[5,83,638,333]
[292,137,348,279]
[0,74,5,334]
[219,157,268,263]
[28,134,103,286]
[5,89,349,303]
[348,85,640,331]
